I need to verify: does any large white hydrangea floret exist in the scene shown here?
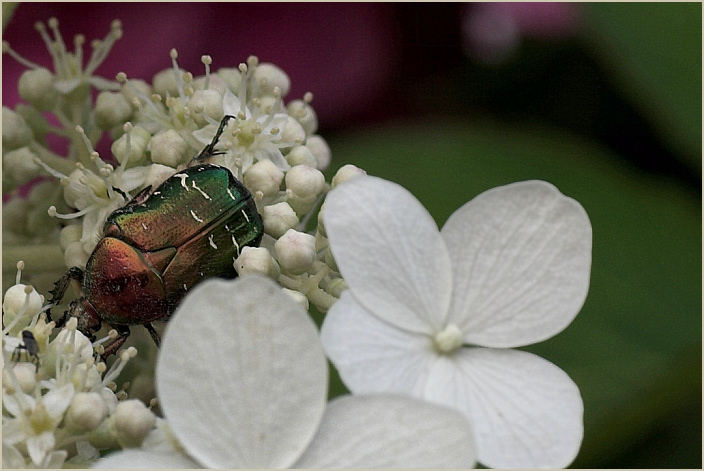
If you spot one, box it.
[93,275,477,469]
[320,176,592,468]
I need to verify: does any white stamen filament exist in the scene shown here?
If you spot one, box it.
[48,205,95,220]
[170,48,186,102]
[34,21,62,74]
[2,41,42,69]
[92,329,118,348]
[15,261,25,285]
[101,347,137,386]
[84,19,122,76]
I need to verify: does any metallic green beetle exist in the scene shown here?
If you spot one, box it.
[50,116,263,356]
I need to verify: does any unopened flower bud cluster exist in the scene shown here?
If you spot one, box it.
[3,18,353,311]
[2,262,157,468]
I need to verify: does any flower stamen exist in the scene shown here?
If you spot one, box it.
[433,324,463,354]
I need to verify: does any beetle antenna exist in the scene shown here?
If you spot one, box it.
[192,114,236,163]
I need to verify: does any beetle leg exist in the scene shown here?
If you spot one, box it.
[48,267,84,326]
[101,325,131,360]
[144,323,161,347]
[190,114,237,164]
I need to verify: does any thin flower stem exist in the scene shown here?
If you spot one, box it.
[29,142,76,176]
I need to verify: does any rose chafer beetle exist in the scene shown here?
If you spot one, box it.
[49,116,263,356]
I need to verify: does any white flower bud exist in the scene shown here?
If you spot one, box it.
[2,107,33,150]
[27,177,53,200]
[65,241,90,268]
[66,392,108,432]
[60,224,83,250]
[2,284,43,333]
[285,165,325,199]
[261,202,299,238]
[287,99,318,135]
[189,89,223,125]
[112,399,156,448]
[257,95,279,113]
[111,125,151,165]
[306,135,331,170]
[234,246,279,279]
[50,328,94,361]
[286,165,326,214]
[216,67,242,91]
[325,277,348,297]
[144,163,178,188]
[274,229,316,274]
[18,68,57,110]
[315,230,326,251]
[286,145,318,168]
[148,130,189,167]
[282,288,309,311]
[3,198,29,234]
[243,159,284,197]
[3,147,41,184]
[281,116,306,146]
[317,203,327,237]
[88,416,118,450]
[152,68,183,97]
[3,284,43,318]
[95,91,132,130]
[62,169,90,209]
[193,73,228,94]
[27,206,57,238]
[324,246,338,271]
[10,363,37,394]
[253,63,291,97]
[332,164,366,187]
[16,104,49,139]
[121,79,152,108]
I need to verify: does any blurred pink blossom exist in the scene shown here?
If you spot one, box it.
[462,3,580,64]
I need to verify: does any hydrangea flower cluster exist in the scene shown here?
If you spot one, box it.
[3,17,345,312]
[3,15,592,470]
[2,262,157,468]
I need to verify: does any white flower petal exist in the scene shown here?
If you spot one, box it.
[54,78,81,94]
[116,167,148,192]
[254,144,290,171]
[441,180,592,347]
[2,390,35,418]
[88,76,121,91]
[2,419,25,444]
[322,291,436,396]
[262,113,290,132]
[43,383,75,421]
[27,431,55,466]
[324,176,452,333]
[295,394,476,469]
[192,123,217,146]
[93,449,198,469]
[2,442,26,468]
[42,450,68,469]
[424,348,583,469]
[157,275,328,468]
[222,88,243,116]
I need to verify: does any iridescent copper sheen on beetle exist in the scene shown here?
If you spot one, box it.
[50,116,263,356]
